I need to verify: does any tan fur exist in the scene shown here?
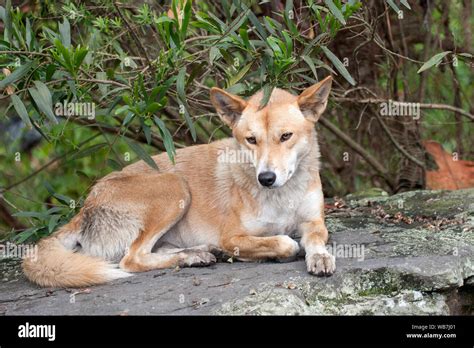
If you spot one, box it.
[23,76,335,287]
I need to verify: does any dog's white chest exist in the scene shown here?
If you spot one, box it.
[242,196,301,236]
[241,185,324,236]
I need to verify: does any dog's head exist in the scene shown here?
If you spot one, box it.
[210,76,332,188]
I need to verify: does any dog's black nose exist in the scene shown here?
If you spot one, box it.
[258,171,276,187]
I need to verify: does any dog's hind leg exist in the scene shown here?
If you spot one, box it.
[120,229,218,272]
[120,240,217,272]
[118,176,216,272]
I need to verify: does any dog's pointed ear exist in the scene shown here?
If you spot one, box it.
[297,76,332,122]
[210,88,247,127]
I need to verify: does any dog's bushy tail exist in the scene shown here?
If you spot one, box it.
[22,215,130,288]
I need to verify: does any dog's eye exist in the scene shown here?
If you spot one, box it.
[246,136,257,145]
[280,132,293,142]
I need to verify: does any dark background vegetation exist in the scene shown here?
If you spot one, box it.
[0,0,473,242]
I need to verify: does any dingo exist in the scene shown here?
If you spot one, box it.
[23,76,335,287]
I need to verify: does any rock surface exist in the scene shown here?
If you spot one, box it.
[1,189,473,315]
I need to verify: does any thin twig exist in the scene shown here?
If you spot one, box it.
[372,108,426,169]
[0,134,101,194]
[114,2,154,69]
[0,50,50,57]
[334,97,474,121]
[75,78,130,89]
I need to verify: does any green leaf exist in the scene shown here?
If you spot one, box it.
[260,84,274,109]
[3,0,12,43]
[302,55,317,79]
[13,211,49,219]
[142,123,152,145]
[10,94,32,128]
[176,67,188,102]
[266,37,282,55]
[176,67,197,141]
[124,138,158,170]
[324,0,346,25]
[225,83,246,94]
[209,46,221,65]
[145,102,162,114]
[45,64,57,81]
[153,115,176,163]
[59,17,71,48]
[43,181,55,195]
[0,60,34,89]
[53,193,73,206]
[220,0,231,18]
[154,16,174,25]
[28,83,57,124]
[14,228,39,243]
[116,104,130,115]
[281,31,293,57]
[417,51,451,73]
[263,16,278,36]
[25,18,32,50]
[107,158,122,171]
[46,207,64,215]
[122,111,135,125]
[385,0,400,13]
[400,0,411,10]
[143,118,153,127]
[48,215,60,233]
[284,0,298,35]
[229,62,252,86]
[182,107,196,142]
[207,11,226,30]
[226,8,249,36]
[181,0,192,37]
[53,39,73,73]
[245,6,267,39]
[70,143,108,160]
[321,45,356,85]
[33,81,52,109]
[239,27,252,50]
[74,46,88,69]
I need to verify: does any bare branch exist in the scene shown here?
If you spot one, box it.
[334,97,474,122]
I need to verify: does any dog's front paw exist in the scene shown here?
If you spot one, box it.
[306,251,335,276]
[278,235,300,261]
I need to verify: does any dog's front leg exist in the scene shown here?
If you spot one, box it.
[221,234,300,261]
[300,218,335,276]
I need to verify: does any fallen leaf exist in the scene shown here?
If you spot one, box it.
[424,141,474,190]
